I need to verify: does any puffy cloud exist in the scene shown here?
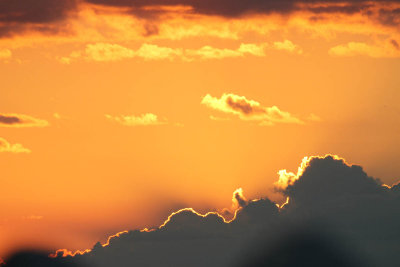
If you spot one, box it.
[0,113,49,128]
[105,113,168,126]
[0,137,31,153]
[135,43,183,60]
[201,93,305,125]
[5,154,400,267]
[84,43,135,62]
[329,40,400,58]
[273,39,303,54]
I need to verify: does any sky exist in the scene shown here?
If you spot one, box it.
[1,0,400,262]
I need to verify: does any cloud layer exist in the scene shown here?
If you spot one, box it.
[60,41,302,63]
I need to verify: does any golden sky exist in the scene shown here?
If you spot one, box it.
[1,0,400,259]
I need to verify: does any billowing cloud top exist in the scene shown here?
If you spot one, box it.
[5,154,399,267]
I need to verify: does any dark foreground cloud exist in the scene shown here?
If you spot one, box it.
[3,155,400,267]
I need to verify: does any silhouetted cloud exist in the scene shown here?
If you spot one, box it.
[4,155,400,267]
[0,114,49,128]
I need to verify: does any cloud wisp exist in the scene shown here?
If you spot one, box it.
[105,113,168,126]
[0,137,31,153]
[201,93,307,125]
[0,113,49,128]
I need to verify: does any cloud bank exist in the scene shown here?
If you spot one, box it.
[4,154,400,267]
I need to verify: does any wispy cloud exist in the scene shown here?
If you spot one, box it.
[201,93,305,125]
[0,113,49,128]
[0,137,31,153]
[329,40,400,58]
[105,113,168,126]
[61,41,302,63]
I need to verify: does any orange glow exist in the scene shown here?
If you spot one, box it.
[1,0,400,259]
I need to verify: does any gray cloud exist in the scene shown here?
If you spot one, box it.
[3,155,400,267]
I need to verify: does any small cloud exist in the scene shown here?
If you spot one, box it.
[273,40,303,54]
[136,43,183,61]
[0,137,31,154]
[329,41,400,58]
[201,93,305,125]
[105,113,168,126]
[186,46,243,59]
[0,49,12,60]
[53,113,62,119]
[0,113,49,128]
[85,43,135,62]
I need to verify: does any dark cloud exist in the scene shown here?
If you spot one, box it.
[0,114,48,127]
[1,0,400,38]
[226,96,265,115]
[0,115,21,125]
[84,0,400,17]
[391,39,400,50]
[4,155,400,267]
[0,0,76,36]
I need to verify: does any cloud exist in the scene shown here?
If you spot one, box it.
[0,137,31,153]
[84,43,135,62]
[273,39,303,54]
[5,154,400,266]
[62,41,301,63]
[329,41,400,58]
[84,0,400,21]
[201,93,305,125]
[0,49,12,60]
[0,0,76,37]
[0,113,49,128]
[135,43,183,60]
[105,113,168,126]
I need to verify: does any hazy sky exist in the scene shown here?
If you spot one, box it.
[1,0,400,259]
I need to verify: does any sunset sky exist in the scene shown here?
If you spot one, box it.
[1,0,400,261]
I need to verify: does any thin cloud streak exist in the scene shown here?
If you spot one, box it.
[0,113,49,128]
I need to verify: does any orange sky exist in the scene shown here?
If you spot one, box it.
[1,0,400,259]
